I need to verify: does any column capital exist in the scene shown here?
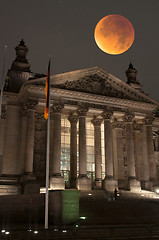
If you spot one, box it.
[91,116,103,126]
[1,105,6,119]
[50,111,54,120]
[24,100,37,110]
[68,114,78,124]
[133,121,143,131]
[21,108,27,117]
[52,104,64,114]
[112,119,124,129]
[35,112,44,120]
[122,112,135,122]
[143,116,154,126]
[77,106,88,117]
[101,110,113,120]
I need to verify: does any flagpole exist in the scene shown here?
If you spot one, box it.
[45,58,51,229]
[45,100,50,229]
[0,45,7,119]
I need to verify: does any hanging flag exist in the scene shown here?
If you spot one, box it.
[44,59,51,119]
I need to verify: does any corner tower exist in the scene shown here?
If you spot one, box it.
[126,63,143,92]
[5,39,35,93]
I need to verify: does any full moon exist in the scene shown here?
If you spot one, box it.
[94,14,135,55]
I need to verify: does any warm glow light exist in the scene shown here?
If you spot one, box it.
[80,216,86,220]
[40,187,51,193]
[156,189,159,194]
[94,14,135,55]
[54,229,58,231]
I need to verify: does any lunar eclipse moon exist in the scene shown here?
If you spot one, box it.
[94,14,135,55]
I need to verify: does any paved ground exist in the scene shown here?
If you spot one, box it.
[79,190,159,225]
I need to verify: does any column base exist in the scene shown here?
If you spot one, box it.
[20,173,40,194]
[141,180,151,191]
[153,184,159,194]
[50,175,65,190]
[128,177,141,192]
[69,177,77,189]
[93,178,102,190]
[141,178,157,192]
[77,175,91,190]
[20,173,36,182]
[118,179,129,190]
[149,178,157,192]
[0,175,20,195]
[102,176,118,192]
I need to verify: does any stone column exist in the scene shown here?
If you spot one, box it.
[144,117,157,188]
[19,109,27,175]
[1,104,22,195]
[20,100,40,194]
[49,111,54,174]
[68,114,78,189]
[50,104,65,190]
[91,117,103,189]
[77,107,91,190]
[24,101,37,175]
[2,104,22,175]
[123,112,141,191]
[0,105,6,174]
[133,122,143,180]
[112,119,125,189]
[134,121,149,190]
[101,110,118,192]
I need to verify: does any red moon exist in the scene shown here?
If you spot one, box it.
[94,14,135,55]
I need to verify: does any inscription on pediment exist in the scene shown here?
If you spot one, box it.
[54,74,141,101]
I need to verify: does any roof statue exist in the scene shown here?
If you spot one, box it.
[4,40,44,93]
[125,62,143,92]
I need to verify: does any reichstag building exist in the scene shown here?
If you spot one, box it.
[0,40,159,195]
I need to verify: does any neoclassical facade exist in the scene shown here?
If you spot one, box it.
[0,40,159,195]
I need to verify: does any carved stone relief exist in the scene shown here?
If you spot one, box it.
[68,114,78,124]
[77,106,88,117]
[24,100,37,110]
[91,116,103,126]
[1,105,6,119]
[144,116,154,126]
[53,73,150,102]
[101,110,113,120]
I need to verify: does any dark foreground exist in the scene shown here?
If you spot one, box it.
[0,190,159,239]
[1,224,159,239]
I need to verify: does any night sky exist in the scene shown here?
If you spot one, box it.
[0,0,159,101]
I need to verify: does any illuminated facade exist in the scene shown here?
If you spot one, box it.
[0,40,159,194]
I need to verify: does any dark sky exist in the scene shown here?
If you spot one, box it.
[0,0,159,101]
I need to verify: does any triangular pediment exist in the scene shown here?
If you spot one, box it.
[25,66,158,105]
[54,73,130,99]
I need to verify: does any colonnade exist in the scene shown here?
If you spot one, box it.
[0,102,157,193]
[47,104,157,191]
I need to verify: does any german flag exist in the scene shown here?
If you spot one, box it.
[44,59,51,119]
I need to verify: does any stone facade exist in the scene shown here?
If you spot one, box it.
[0,41,159,194]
